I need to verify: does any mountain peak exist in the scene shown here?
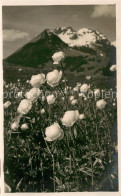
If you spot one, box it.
[29,29,54,43]
[53,26,75,34]
[52,26,110,48]
[4,26,114,76]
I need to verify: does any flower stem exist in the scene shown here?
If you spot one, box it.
[95,124,102,159]
[58,84,69,109]
[43,140,56,192]
[85,124,94,191]
[52,154,55,192]
[63,137,80,190]
[60,62,67,88]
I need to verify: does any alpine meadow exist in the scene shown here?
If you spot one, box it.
[2,5,118,192]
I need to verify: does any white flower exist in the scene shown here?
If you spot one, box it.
[62,79,68,83]
[52,51,65,64]
[73,87,78,92]
[79,114,85,120]
[21,123,28,130]
[62,97,65,100]
[61,110,79,127]
[76,82,81,87]
[26,88,41,102]
[17,99,32,114]
[94,89,100,96]
[80,84,90,93]
[86,76,91,80]
[47,94,56,105]
[19,68,22,72]
[26,80,30,83]
[40,108,45,114]
[10,83,13,87]
[96,99,106,109]
[69,96,75,101]
[73,128,77,138]
[46,70,62,87]
[71,99,78,105]
[5,182,11,193]
[64,87,68,94]
[11,122,19,130]
[110,64,116,71]
[17,91,23,98]
[5,85,9,88]
[41,96,45,101]
[53,61,59,65]
[45,123,64,141]
[3,101,11,108]
[78,93,85,98]
[30,73,46,88]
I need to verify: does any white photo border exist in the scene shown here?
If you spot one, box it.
[0,0,121,195]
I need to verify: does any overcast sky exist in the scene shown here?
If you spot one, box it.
[2,5,116,58]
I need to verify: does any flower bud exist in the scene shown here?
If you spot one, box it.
[52,51,65,64]
[17,99,32,114]
[80,84,90,93]
[3,101,11,108]
[47,94,56,105]
[11,122,19,130]
[96,99,106,109]
[21,123,28,130]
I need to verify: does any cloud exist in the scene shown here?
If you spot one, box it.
[3,29,29,42]
[91,5,115,18]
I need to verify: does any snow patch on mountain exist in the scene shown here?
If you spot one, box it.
[52,27,110,48]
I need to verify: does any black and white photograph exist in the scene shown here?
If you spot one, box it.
[1,1,121,194]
